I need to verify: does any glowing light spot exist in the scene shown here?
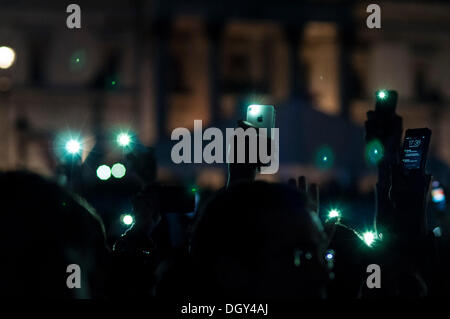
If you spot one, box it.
[315,145,334,170]
[111,163,126,179]
[432,188,445,203]
[362,231,376,247]
[69,50,86,71]
[294,249,301,267]
[121,214,134,226]
[325,249,335,268]
[377,90,387,100]
[366,139,384,165]
[96,165,111,181]
[65,139,81,154]
[0,46,16,69]
[433,227,442,238]
[248,104,262,116]
[328,209,341,219]
[117,133,131,147]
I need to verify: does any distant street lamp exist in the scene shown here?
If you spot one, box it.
[0,46,16,69]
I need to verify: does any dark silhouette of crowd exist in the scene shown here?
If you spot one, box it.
[2,102,450,300]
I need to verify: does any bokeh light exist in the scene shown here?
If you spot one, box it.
[111,163,126,179]
[432,188,445,203]
[294,249,301,267]
[106,76,119,90]
[96,165,111,181]
[365,139,384,165]
[315,145,335,170]
[0,46,16,69]
[69,50,86,71]
[433,227,442,238]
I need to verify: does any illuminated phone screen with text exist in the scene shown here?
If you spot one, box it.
[402,136,426,170]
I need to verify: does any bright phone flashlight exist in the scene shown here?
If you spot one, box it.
[362,231,376,247]
[326,250,334,260]
[65,139,81,154]
[377,90,388,100]
[121,214,134,226]
[117,133,131,147]
[328,209,341,219]
[248,104,262,116]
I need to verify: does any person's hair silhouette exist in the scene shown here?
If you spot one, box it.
[0,171,110,298]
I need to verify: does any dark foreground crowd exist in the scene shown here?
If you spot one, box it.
[1,107,450,300]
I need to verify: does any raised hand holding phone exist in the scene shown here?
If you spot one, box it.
[246,104,276,139]
[400,128,432,173]
[375,90,398,115]
[365,90,403,166]
[366,90,404,235]
[390,128,432,240]
[227,105,276,187]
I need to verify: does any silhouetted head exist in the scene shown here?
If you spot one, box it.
[190,181,329,298]
[0,171,110,298]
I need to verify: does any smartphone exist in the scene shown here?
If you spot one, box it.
[375,90,398,115]
[246,104,276,138]
[400,128,432,172]
[431,180,446,212]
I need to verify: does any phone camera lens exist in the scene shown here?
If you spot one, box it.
[257,116,263,123]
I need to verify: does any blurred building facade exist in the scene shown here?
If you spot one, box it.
[0,0,449,188]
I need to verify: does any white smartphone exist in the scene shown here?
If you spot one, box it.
[246,104,276,138]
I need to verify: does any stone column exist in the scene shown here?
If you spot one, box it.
[206,21,225,125]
